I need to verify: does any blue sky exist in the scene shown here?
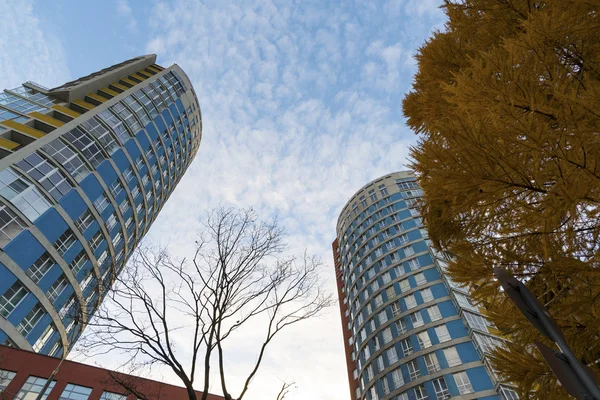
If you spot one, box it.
[1,1,446,399]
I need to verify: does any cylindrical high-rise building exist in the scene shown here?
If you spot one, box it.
[333,171,519,400]
[0,55,201,357]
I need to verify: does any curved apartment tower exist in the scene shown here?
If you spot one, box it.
[0,55,201,357]
[333,171,519,400]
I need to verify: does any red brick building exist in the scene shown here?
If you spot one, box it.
[0,345,224,400]
[332,239,359,400]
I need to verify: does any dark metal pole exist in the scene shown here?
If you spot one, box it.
[494,267,600,400]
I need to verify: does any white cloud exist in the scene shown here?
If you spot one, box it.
[0,0,70,89]
[116,0,137,32]
[74,1,446,399]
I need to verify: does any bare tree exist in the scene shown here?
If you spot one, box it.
[76,207,332,400]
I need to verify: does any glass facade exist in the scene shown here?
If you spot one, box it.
[334,171,517,400]
[0,56,201,357]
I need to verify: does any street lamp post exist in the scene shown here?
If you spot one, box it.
[493,267,600,400]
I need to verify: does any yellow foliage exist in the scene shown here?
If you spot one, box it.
[403,0,600,396]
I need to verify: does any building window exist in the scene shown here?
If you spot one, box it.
[16,152,73,201]
[364,344,371,360]
[368,189,377,202]
[381,272,391,284]
[473,332,505,354]
[81,118,120,155]
[454,371,474,394]
[404,246,415,257]
[443,346,462,367]
[68,251,87,276]
[63,127,107,167]
[142,172,150,187]
[382,375,390,395]
[109,180,123,199]
[391,367,404,388]
[93,194,110,214]
[97,250,108,267]
[360,195,367,208]
[80,272,95,293]
[0,281,28,317]
[378,310,388,325]
[47,276,68,303]
[386,347,398,364]
[407,359,420,380]
[122,95,151,126]
[420,288,434,302]
[74,210,94,233]
[404,294,417,309]
[0,205,27,247]
[106,214,117,232]
[382,327,393,343]
[112,232,123,248]
[386,286,396,300]
[0,168,51,221]
[15,376,56,399]
[119,198,130,215]
[55,230,76,256]
[400,338,413,357]
[58,383,93,399]
[417,330,432,349]
[131,185,140,199]
[32,324,56,352]
[435,325,451,343]
[407,258,420,270]
[391,302,401,317]
[455,292,478,311]
[376,355,385,372]
[27,253,54,283]
[499,386,519,400]
[369,385,378,400]
[89,232,104,252]
[395,265,405,277]
[424,352,441,373]
[0,368,16,391]
[432,377,451,400]
[428,305,443,321]
[414,272,426,286]
[58,296,76,319]
[371,280,379,292]
[110,102,142,134]
[374,294,383,307]
[396,318,407,335]
[17,304,45,336]
[399,279,410,292]
[123,167,135,183]
[464,311,492,332]
[378,184,388,196]
[42,139,90,182]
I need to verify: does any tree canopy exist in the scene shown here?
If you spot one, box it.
[402,0,600,397]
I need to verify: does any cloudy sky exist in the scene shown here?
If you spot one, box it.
[1,1,446,398]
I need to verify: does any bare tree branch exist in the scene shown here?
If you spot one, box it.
[75,207,333,400]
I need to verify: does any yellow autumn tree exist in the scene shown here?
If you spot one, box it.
[403,0,600,398]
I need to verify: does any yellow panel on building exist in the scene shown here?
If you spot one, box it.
[137,70,152,79]
[86,93,108,103]
[0,120,46,139]
[72,99,95,110]
[120,77,137,87]
[28,112,65,128]
[51,104,81,118]
[0,137,20,151]
[98,87,120,98]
